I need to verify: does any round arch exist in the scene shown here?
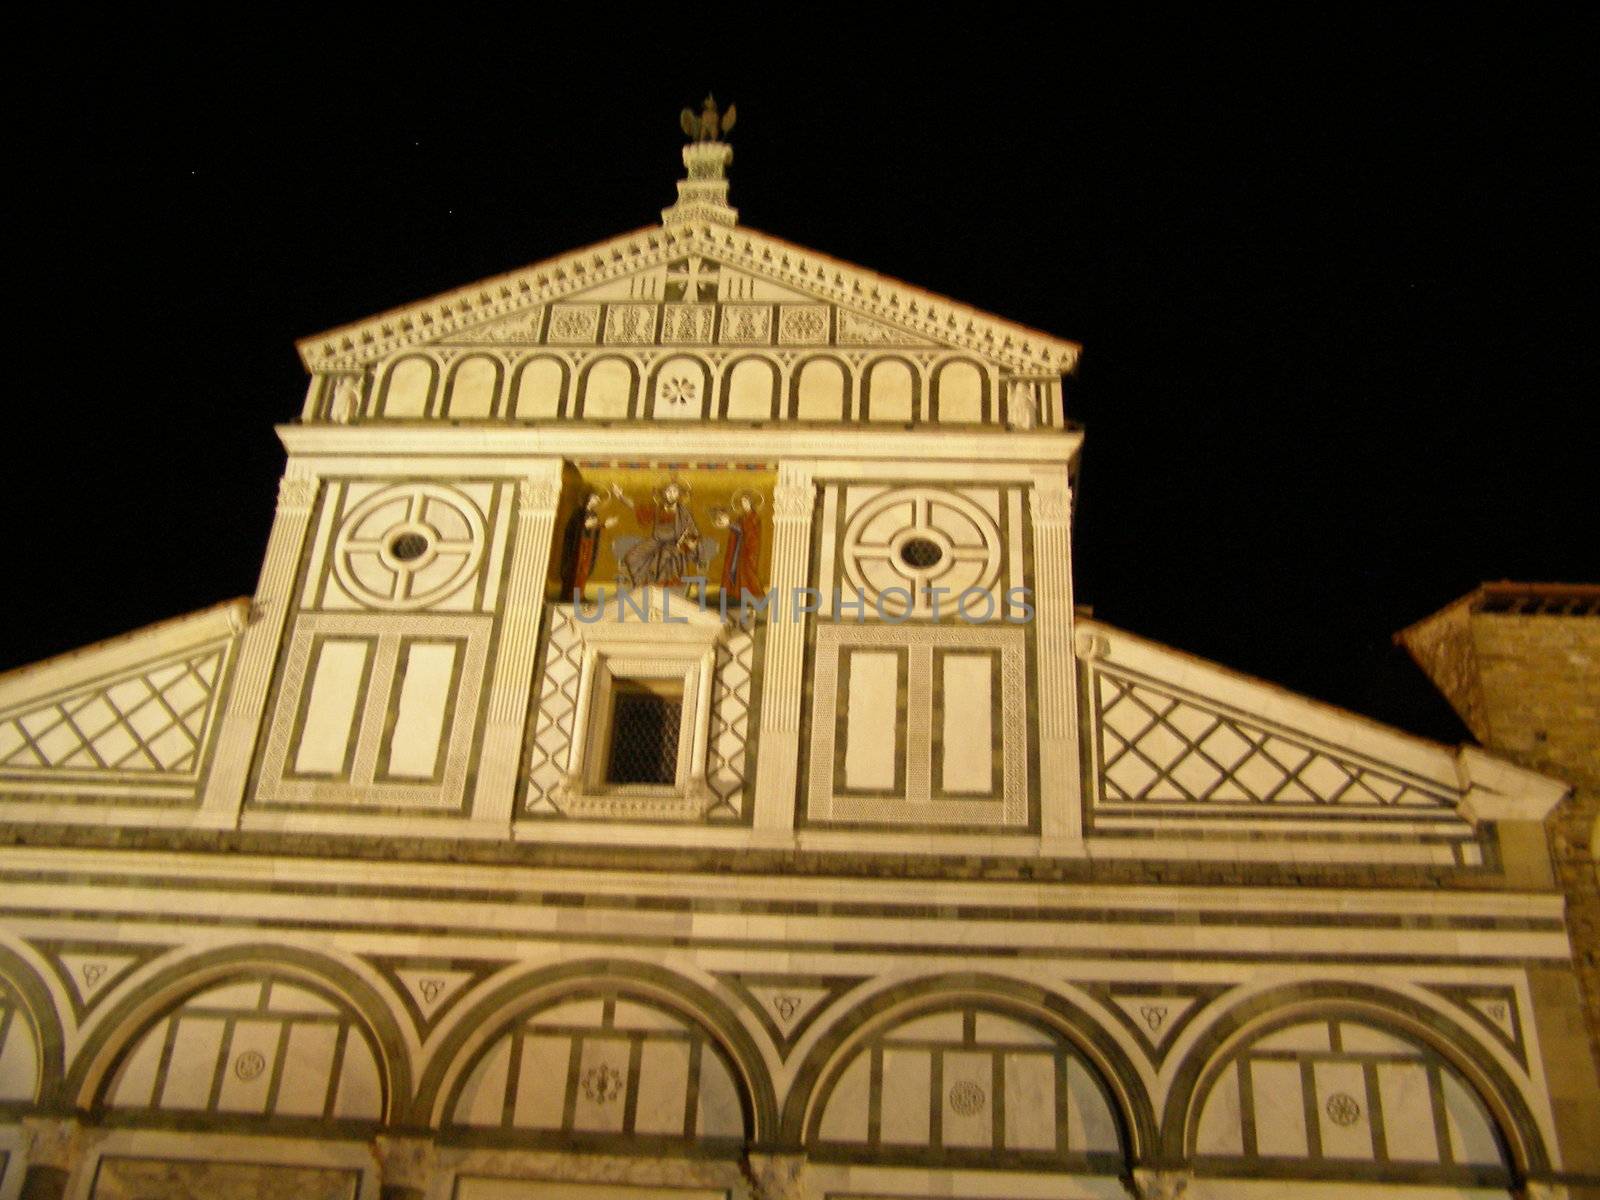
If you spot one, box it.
[861,354,922,423]
[718,354,781,420]
[575,355,639,420]
[67,942,410,1124]
[442,353,505,418]
[376,354,440,418]
[0,943,64,1108]
[1161,981,1549,1179]
[645,355,713,420]
[509,354,570,419]
[784,973,1153,1166]
[417,958,777,1142]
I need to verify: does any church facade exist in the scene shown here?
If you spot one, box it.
[0,127,1596,1199]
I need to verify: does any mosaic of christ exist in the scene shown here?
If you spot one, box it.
[553,468,773,603]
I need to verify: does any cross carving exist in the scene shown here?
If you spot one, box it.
[666,255,719,301]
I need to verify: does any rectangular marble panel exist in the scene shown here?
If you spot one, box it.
[293,641,368,775]
[1250,1060,1309,1156]
[273,1024,338,1117]
[1313,1061,1374,1159]
[158,1016,225,1110]
[879,1047,931,1145]
[513,1035,570,1129]
[941,654,994,794]
[214,1019,282,1113]
[940,1050,993,1148]
[844,651,900,792]
[91,1158,359,1200]
[1377,1061,1439,1162]
[633,1039,691,1135]
[384,641,458,779]
[571,1037,630,1132]
[1003,1051,1057,1150]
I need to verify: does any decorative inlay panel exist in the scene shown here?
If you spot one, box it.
[1092,669,1459,811]
[546,304,601,344]
[835,485,1006,619]
[806,623,1027,829]
[0,642,230,782]
[330,483,488,612]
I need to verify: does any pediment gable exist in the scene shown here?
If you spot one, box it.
[1076,618,1567,861]
[296,223,1079,376]
[1076,619,1468,817]
[0,600,244,797]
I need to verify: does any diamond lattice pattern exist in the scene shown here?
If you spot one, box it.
[525,608,584,810]
[1095,674,1453,808]
[0,648,226,775]
[705,631,754,816]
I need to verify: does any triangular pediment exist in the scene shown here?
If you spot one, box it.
[1077,619,1471,817]
[0,600,244,793]
[296,223,1078,376]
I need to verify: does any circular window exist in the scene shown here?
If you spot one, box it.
[389,532,430,562]
[899,537,944,569]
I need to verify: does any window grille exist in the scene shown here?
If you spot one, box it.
[606,681,683,785]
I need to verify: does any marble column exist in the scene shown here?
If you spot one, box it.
[472,462,565,826]
[1030,475,1082,843]
[751,463,816,836]
[200,466,319,825]
[19,1117,94,1200]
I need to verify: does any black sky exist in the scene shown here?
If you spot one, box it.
[6,13,1595,743]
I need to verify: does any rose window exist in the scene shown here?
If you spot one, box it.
[333,483,485,610]
[840,487,1003,617]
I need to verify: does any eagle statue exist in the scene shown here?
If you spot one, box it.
[681,95,736,142]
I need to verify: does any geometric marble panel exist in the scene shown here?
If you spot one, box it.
[0,643,228,779]
[715,973,864,1060]
[1094,671,1459,809]
[1191,1016,1506,1170]
[90,1158,360,1200]
[447,987,745,1142]
[811,1003,1121,1162]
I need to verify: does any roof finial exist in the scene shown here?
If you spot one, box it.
[662,96,738,227]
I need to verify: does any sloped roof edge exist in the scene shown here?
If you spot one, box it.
[296,222,1081,375]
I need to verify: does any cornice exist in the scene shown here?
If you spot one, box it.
[296,223,1081,376]
[275,422,1083,466]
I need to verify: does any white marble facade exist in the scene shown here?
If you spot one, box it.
[0,131,1594,1200]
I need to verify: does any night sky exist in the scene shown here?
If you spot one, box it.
[8,14,1595,744]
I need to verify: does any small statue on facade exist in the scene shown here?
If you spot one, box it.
[681,95,736,142]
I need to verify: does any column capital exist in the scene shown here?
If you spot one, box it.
[772,467,816,521]
[743,1152,807,1200]
[1126,1167,1192,1200]
[275,468,319,513]
[370,1134,437,1192]
[1029,480,1072,525]
[22,1116,94,1170]
[517,476,563,513]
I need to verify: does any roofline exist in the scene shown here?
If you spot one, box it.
[0,598,249,706]
[1394,580,1600,645]
[294,221,1081,374]
[1078,615,1570,818]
